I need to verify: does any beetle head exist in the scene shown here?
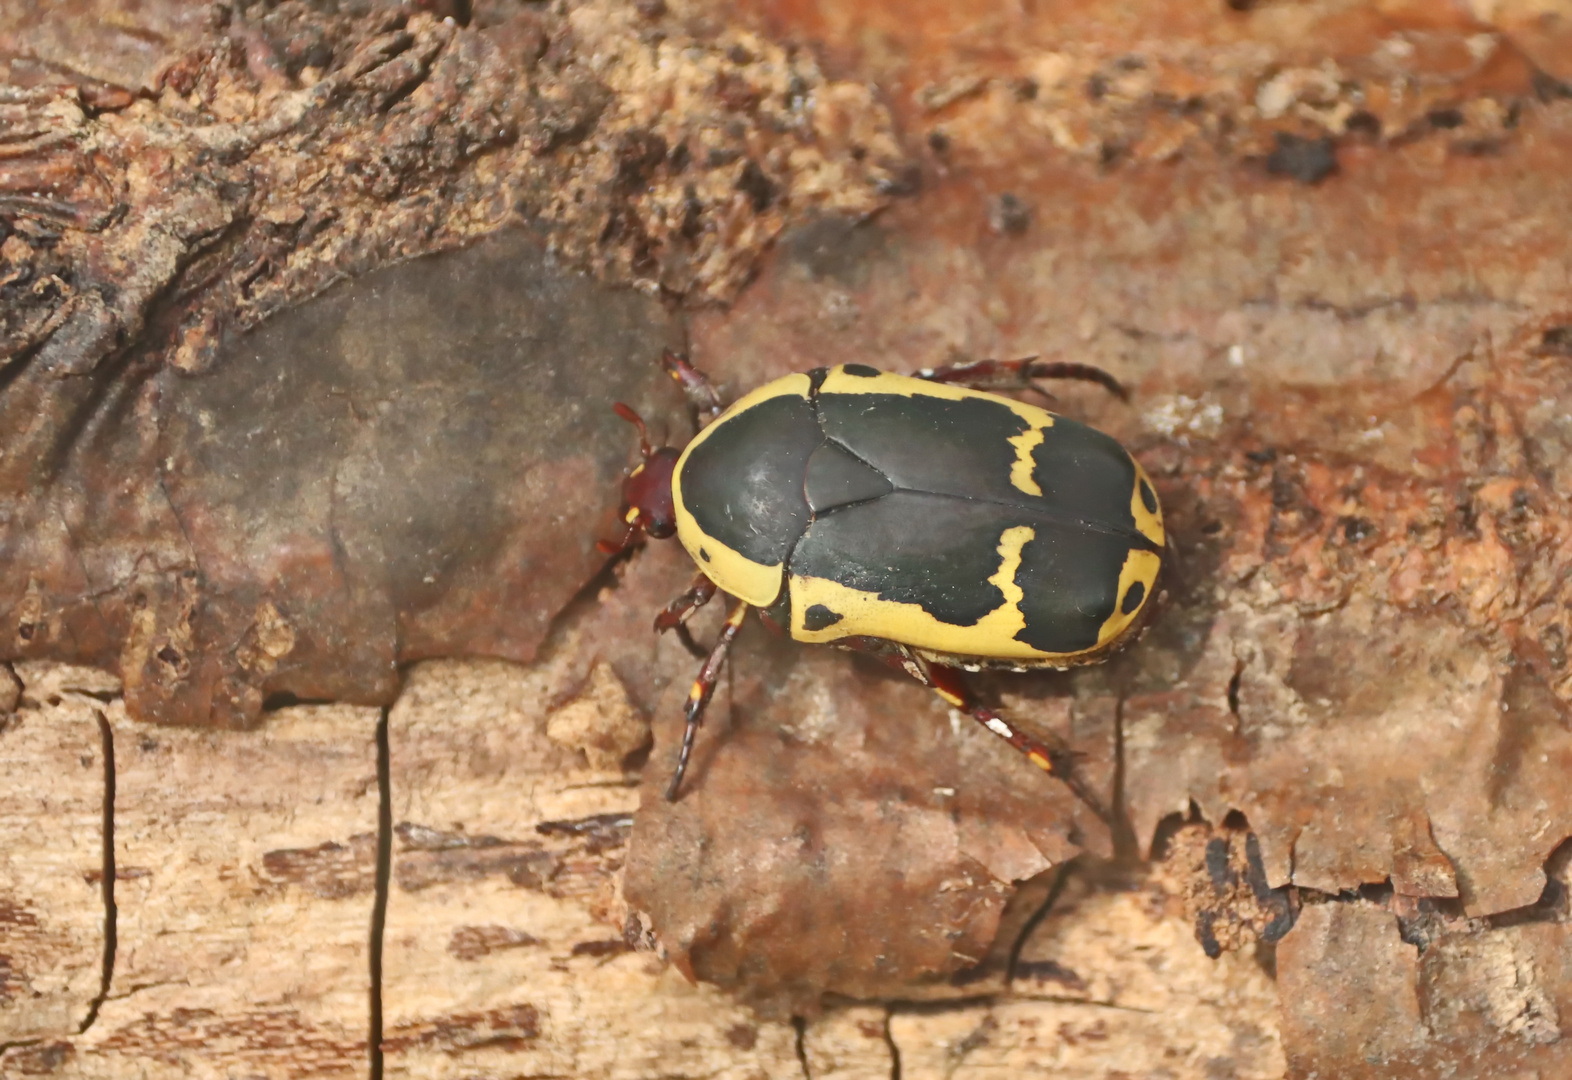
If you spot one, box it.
[599,402,680,553]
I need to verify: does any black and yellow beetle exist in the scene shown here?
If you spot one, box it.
[604,353,1164,819]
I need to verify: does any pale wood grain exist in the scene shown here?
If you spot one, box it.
[380,655,807,1079]
[0,690,106,1044]
[2,658,1296,1080]
[10,698,384,1079]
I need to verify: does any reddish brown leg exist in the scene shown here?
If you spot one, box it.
[908,653,1111,823]
[665,599,750,801]
[662,349,725,424]
[655,573,718,659]
[916,356,1129,403]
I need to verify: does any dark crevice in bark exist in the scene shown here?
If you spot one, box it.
[1005,862,1073,986]
[531,541,644,666]
[1110,693,1139,861]
[884,1007,901,1080]
[78,709,117,1033]
[369,706,392,1080]
[791,1014,811,1078]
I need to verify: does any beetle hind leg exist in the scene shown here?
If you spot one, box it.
[916,356,1129,403]
[910,655,1111,823]
[666,599,751,801]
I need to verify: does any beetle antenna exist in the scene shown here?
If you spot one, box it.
[612,402,653,459]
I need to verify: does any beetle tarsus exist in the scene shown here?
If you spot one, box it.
[665,599,750,801]
[654,573,719,634]
[656,574,719,659]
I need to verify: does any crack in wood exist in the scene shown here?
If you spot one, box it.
[77,709,116,1035]
[369,707,392,1080]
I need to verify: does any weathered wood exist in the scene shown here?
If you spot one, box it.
[2,682,383,1078]
[380,652,807,1078]
[0,669,108,1045]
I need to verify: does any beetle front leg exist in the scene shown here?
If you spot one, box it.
[662,349,726,425]
[655,572,719,659]
[908,654,1111,823]
[916,356,1129,403]
[666,599,750,801]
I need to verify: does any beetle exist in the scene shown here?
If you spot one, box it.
[604,353,1164,819]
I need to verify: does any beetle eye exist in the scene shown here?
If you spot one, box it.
[645,516,676,540]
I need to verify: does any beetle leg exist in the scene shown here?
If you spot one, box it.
[909,655,1111,823]
[916,356,1129,403]
[666,599,750,801]
[662,349,725,424]
[655,573,719,659]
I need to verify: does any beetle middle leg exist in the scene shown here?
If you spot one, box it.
[916,356,1129,403]
[905,653,1111,823]
[666,598,750,801]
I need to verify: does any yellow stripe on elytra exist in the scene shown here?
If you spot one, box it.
[1006,423,1050,497]
[670,372,814,607]
[1095,548,1163,646]
[790,525,1051,659]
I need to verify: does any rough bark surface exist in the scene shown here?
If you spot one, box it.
[4,0,1572,1078]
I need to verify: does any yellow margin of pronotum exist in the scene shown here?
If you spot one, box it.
[670,371,815,608]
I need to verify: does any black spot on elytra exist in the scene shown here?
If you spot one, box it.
[1120,579,1146,615]
[802,604,843,631]
[699,547,711,562]
[1139,478,1157,514]
[842,363,880,378]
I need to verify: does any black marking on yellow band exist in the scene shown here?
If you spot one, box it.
[1121,580,1146,615]
[844,363,881,377]
[1139,478,1157,514]
[802,604,842,631]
